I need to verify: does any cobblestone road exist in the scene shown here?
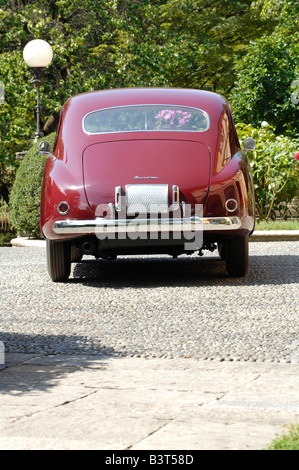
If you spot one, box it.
[0,241,298,362]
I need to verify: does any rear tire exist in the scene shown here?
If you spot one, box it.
[218,242,228,260]
[225,235,249,277]
[46,239,71,282]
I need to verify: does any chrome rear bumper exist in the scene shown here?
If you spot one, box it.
[52,216,241,235]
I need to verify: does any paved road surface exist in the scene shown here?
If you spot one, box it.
[0,242,298,362]
[0,241,298,450]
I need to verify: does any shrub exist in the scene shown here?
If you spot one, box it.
[230,34,299,137]
[236,123,299,220]
[266,424,299,450]
[9,133,56,237]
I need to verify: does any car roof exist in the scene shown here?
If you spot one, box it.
[63,88,228,117]
[55,88,233,158]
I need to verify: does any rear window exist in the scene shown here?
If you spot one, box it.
[83,105,209,134]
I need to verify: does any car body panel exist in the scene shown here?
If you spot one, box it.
[82,139,211,212]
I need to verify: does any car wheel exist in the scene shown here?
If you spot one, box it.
[217,242,228,260]
[225,235,249,277]
[46,239,71,282]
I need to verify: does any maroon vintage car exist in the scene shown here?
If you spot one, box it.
[40,88,255,281]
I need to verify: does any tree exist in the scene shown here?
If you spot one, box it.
[230,0,299,136]
[0,0,140,170]
[146,0,275,94]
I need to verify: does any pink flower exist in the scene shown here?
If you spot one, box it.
[294,152,299,160]
[155,109,192,127]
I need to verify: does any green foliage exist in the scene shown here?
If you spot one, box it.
[230,34,299,136]
[9,133,56,237]
[0,0,279,174]
[156,0,274,93]
[0,231,14,246]
[266,424,299,450]
[230,0,299,136]
[0,162,16,202]
[0,0,132,169]
[236,122,299,220]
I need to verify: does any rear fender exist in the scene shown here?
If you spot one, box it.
[40,156,92,239]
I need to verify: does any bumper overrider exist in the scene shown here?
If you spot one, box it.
[52,216,242,236]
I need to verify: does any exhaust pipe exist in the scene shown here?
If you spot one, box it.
[81,239,97,256]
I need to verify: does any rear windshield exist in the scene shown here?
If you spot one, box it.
[83,105,209,134]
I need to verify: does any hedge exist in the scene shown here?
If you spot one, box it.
[236,123,299,220]
[9,133,55,237]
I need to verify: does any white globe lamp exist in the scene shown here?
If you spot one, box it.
[23,39,53,68]
[23,39,53,142]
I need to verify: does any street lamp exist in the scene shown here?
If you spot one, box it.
[23,39,53,143]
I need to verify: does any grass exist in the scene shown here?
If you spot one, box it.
[256,219,299,230]
[266,424,299,450]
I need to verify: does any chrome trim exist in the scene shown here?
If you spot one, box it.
[115,186,122,212]
[126,183,169,215]
[108,203,115,219]
[52,216,242,235]
[134,176,159,179]
[172,185,180,211]
[225,198,238,213]
[57,201,70,216]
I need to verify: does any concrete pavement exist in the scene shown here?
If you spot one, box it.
[0,354,298,450]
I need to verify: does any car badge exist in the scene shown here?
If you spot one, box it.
[134,176,159,179]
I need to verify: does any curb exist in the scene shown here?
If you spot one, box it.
[10,237,46,247]
[10,231,299,248]
[250,230,299,241]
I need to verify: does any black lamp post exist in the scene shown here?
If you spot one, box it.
[23,39,53,143]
